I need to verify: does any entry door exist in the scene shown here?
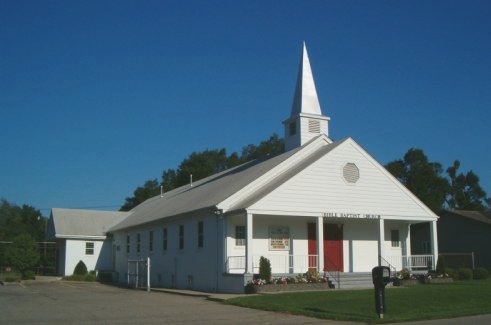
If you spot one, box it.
[324,224,343,272]
[307,223,317,269]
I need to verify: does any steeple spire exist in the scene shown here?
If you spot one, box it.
[290,42,322,117]
[283,43,330,152]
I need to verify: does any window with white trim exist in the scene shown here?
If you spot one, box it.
[198,221,204,248]
[163,227,168,251]
[235,226,245,246]
[137,233,141,253]
[149,231,154,252]
[85,242,94,255]
[179,225,184,250]
[126,235,130,254]
[391,229,400,248]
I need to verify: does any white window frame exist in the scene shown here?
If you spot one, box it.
[85,242,94,255]
[235,225,245,246]
[391,229,400,248]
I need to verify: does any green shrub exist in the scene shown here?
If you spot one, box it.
[446,267,458,279]
[305,269,319,282]
[400,268,411,279]
[63,273,96,282]
[73,260,88,275]
[84,273,96,281]
[259,256,271,283]
[21,270,35,280]
[473,267,489,280]
[457,268,473,280]
[436,256,446,275]
[5,276,17,282]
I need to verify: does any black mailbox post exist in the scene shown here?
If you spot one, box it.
[372,266,391,319]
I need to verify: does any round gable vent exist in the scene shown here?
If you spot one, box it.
[343,163,359,183]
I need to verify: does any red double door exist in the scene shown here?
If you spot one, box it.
[308,223,343,272]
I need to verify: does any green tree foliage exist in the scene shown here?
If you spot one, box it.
[120,133,284,211]
[5,234,40,274]
[385,149,450,212]
[446,160,489,211]
[259,256,272,283]
[73,260,88,275]
[0,199,45,241]
[120,179,161,211]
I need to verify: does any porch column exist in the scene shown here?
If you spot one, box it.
[316,216,324,273]
[245,212,253,274]
[378,218,385,266]
[405,224,412,269]
[222,216,228,273]
[430,220,438,270]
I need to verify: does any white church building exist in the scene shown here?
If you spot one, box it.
[50,44,439,293]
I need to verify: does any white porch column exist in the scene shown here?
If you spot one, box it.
[222,216,228,273]
[316,216,324,273]
[405,224,412,269]
[378,218,385,266]
[430,220,438,270]
[245,212,253,274]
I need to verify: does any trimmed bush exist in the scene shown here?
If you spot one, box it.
[73,260,88,276]
[5,276,17,282]
[457,268,473,280]
[436,256,446,275]
[473,267,489,280]
[446,267,458,279]
[259,256,272,283]
[21,270,35,280]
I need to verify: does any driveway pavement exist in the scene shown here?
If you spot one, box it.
[0,281,352,324]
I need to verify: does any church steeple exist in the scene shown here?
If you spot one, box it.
[284,43,330,151]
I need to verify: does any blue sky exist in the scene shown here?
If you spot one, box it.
[1,0,490,216]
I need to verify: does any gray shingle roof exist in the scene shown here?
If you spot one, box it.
[109,137,346,232]
[442,209,491,225]
[49,208,130,238]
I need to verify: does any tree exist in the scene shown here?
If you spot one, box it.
[446,160,488,211]
[120,133,285,211]
[120,179,161,211]
[5,234,40,275]
[385,149,450,213]
[0,199,45,241]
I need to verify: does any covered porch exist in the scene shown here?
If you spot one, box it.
[223,212,439,276]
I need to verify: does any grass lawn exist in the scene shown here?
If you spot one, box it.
[225,279,491,323]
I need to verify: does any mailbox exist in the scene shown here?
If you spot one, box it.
[372,266,392,319]
[372,266,391,286]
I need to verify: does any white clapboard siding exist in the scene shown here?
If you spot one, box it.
[250,140,433,219]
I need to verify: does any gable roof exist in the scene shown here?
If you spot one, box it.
[441,209,491,226]
[48,208,130,239]
[109,136,343,232]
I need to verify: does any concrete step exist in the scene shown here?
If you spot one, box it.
[325,272,374,289]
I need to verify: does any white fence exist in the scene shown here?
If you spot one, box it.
[383,255,434,272]
[226,255,318,274]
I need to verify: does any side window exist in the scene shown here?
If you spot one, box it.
[137,233,141,253]
[126,235,130,254]
[85,242,94,255]
[391,229,400,248]
[163,227,168,251]
[149,231,154,252]
[198,221,204,248]
[179,225,184,250]
[235,226,245,246]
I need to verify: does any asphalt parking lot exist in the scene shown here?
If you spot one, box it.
[0,281,337,324]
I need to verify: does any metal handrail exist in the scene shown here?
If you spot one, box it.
[379,255,397,278]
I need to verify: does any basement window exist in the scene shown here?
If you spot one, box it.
[85,242,94,255]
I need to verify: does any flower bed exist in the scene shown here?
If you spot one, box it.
[246,282,332,294]
[245,270,334,294]
[424,277,453,284]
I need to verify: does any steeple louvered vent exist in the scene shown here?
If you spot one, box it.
[308,119,320,133]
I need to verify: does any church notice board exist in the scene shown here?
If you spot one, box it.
[269,226,290,250]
